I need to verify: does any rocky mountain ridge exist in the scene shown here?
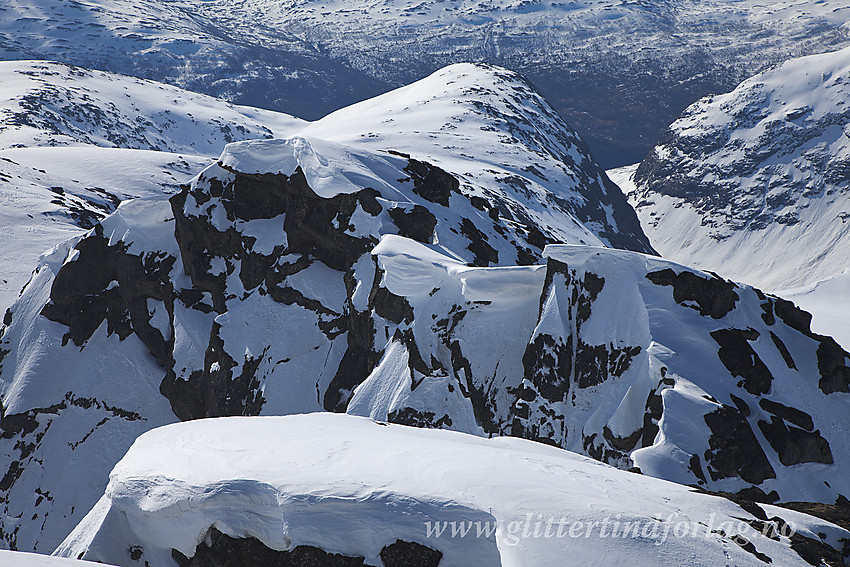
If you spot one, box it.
[3,0,850,166]
[627,45,850,292]
[0,64,847,560]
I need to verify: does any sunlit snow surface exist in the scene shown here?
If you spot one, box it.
[624,46,850,291]
[0,60,305,310]
[56,414,849,567]
[0,550,117,567]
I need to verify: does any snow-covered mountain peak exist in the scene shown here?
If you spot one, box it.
[302,63,654,254]
[305,62,585,166]
[629,45,850,291]
[0,60,305,154]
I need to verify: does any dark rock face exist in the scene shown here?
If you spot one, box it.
[758,417,833,466]
[380,540,443,567]
[389,206,437,244]
[459,218,498,267]
[171,527,441,567]
[704,406,776,485]
[646,268,738,319]
[816,339,850,395]
[159,322,266,421]
[771,297,850,395]
[710,329,773,396]
[404,158,459,207]
[758,399,814,432]
[388,408,453,429]
[40,223,175,360]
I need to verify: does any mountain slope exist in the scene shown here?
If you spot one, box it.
[0,60,305,311]
[628,45,850,292]
[0,60,305,153]
[0,63,653,552]
[56,414,850,567]
[780,269,850,350]
[0,551,117,567]
[1,64,848,554]
[2,1,850,167]
[0,0,385,121]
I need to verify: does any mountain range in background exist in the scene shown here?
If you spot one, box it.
[2,0,850,168]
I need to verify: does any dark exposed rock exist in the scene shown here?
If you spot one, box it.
[177,167,381,276]
[816,339,850,395]
[159,322,266,421]
[760,302,776,326]
[459,218,498,267]
[387,408,453,429]
[703,406,775,485]
[603,425,642,453]
[773,298,814,336]
[769,298,850,394]
[521,334,571,404]
[370,283,414,326]
[729,393,751,417]
[40,224,176,371]
[389,205,437,244]
[324,310,380,413]
[404,158,458,207]
[171,527,442,567]
[646,268,738,319]
[688,454,707,484]
[172,527,366,567]
[758,399,813,431]
[380,540,443,567]
[776,499,850,532]
[729,534,773,563]
[575,344,641,389]
[757,417,833,466]
[710,329,773,396]
[770,516,848,567]
[698,490,848,566]
[768,331,796,370]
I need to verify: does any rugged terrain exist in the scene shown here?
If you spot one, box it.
[0,60,304,310]
[2,0,850,167]
[0,63,847,564]
[628,45,850,291]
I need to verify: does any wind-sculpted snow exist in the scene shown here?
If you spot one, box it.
[55,414,850,567]
[0,550,118,567]
[629,46,850,291]
[0,61,305,154]
[0,64,847,554]
[0,60,305,311]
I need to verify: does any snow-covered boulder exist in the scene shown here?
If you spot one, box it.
[56,414,850,567]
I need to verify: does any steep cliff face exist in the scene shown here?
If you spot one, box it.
[629,46,850,291]
[0,64,847,555]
